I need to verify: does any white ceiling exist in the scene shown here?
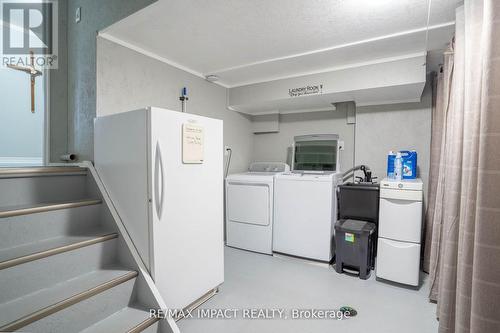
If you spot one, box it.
[101,0,462,88]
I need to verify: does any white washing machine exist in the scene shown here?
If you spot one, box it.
[273,134,343,262]
[376,178,423,286]
[273,172,342,262]
[225,162,289,254]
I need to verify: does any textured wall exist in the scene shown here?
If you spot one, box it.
[49,0,68,162]
[251,89,432,196]
[252,106,356,173]
[355,81,432,197]
[96,38,254,173]
[66,0,156,161]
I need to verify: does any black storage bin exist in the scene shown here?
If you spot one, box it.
[335,219,376,280]
[338,183,380,223]
[337,183,380,266]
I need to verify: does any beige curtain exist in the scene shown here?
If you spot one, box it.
[423,45,454,275]
[425,1,500,332]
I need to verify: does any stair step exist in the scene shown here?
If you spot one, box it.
[0,238,119,304]
[21,271,138,333]
[0,204,102,249]
[0,165,175,332]
[0,174,91,208]
[0,268,137,330]
[0,199,102,218]
[81,306,159,333]
[0,231,117,271]
[0,166,87,179]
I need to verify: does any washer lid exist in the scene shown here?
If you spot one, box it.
[275,172,342,182]
[380,178,423,191]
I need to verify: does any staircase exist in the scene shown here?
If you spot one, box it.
[0,166,179,333]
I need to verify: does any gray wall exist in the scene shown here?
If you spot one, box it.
[96,38,254,173]
[251,86,432,196]
[252,105,356,173]
[66,0,156,162]
[49,0,68,162]
[355,81,432,196]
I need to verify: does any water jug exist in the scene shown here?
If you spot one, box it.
[387,151,396,179]
[401,150,417,179]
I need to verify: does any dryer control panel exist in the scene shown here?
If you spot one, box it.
[249,162,290,173]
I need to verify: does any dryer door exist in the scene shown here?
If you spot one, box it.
[226,182,271,226]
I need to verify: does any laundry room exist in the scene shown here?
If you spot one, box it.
[1,1,499,333]
[91,1,453,331]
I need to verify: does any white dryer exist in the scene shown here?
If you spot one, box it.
[225,162,289,254]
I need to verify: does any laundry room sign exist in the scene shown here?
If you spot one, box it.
[182,123,204,164]
[288,84,324,98]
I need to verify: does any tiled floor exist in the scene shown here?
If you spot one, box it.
[178,246,438,333]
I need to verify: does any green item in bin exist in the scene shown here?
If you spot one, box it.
[345,232,355,243]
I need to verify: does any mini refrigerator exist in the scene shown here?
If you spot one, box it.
[376,178,423,286]
[95,107,224,309]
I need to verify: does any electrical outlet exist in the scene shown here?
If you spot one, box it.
[75,7,81,23]
[224,146,232,155]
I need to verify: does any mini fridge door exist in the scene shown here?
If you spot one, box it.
[379,189,423,243]
[376,238,420,286]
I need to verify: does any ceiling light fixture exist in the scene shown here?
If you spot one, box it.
[205,74,219,82]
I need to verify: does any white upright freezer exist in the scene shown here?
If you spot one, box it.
[94,107,224,309]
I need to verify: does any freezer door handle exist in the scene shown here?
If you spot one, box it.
[154,141,165,220]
